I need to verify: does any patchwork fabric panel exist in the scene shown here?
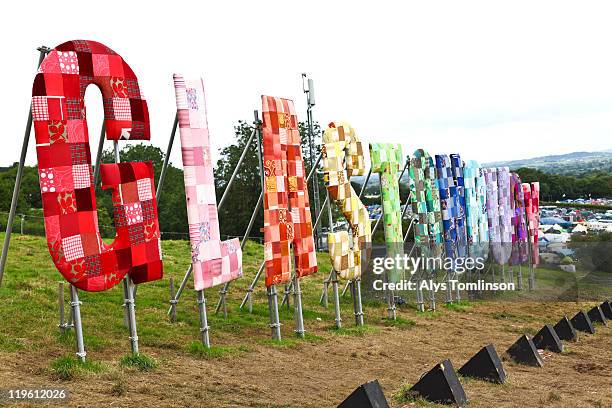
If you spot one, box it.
[409,149,443,259]
[435,154,461,261]
[529,182,540,267]
[510,173,528,265]
[322,122,372,280]
[32,40,160,292]
[484,168,501,246]
[100,162,163,285]
[173,75,243,290]
[370,143,404,282]
[495,167,513,264]
[262,96,317,287]
[463,160,489,259]
[450,154,468,258]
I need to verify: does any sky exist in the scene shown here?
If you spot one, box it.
[2,0,612,169]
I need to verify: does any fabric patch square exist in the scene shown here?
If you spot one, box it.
[66,98,84,120]
[57,50,79,74]
[128,224,145,245]
[57,191,77,215]
[125,202,143,225]
[39,168,57,193]
[84,254,102,277]
[48,121,68,144]
[120,181,139,203]
[186,88,198,109]
[70,143,88,165]
[32,97,49,120]
[72,164,91,188]
[112,98,131,120]
[141,200,155,221]
[136,178,153,201]
[62,235,84,261]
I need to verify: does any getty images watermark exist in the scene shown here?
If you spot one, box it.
[371,254,516,292]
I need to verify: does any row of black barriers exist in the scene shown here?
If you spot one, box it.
[337,300,612,407]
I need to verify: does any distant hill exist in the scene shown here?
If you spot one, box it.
[483,150,612,175]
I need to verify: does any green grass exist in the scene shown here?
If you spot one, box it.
[49,355,105,380]
[119,353,157,371]
[381,316,416,327]
[327,324,379,336]
[0,231,608,366]
[187,342,250,359]
[443,300,473,312]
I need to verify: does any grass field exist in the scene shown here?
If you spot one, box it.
[0,232,610,407]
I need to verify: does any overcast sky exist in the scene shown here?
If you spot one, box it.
[2,1,611,169]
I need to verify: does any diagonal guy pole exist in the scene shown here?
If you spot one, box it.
[0,46,50,287]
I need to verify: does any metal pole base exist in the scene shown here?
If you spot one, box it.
[293,276,305,337]
[352,279,365,326]
[197,290,210,348]
[445,271,453,305]
[267,285,282,340]
[168,264,192,315]
[331,272,342,329]
[122,278,139,355]
[169,278,177,323]
[69,285,86,362]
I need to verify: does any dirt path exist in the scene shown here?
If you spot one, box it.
[1,301,610,407]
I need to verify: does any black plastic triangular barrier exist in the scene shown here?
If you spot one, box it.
[458,344,507,383]
[337,379,389,408]
[506,334,543,367]
[587,305,608,326]
[533,324,563,353]
[553,316,578,342]
[571,310,596,334]
[410,359,468,407]
[601,301,612,320]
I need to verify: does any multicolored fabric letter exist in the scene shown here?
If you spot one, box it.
[435,154,461,260]
[463,160,489,258]
[173,75,242,290]
[370,143,403,243]
[450,154,468,258]
[495,167,513,264]
[322,122,371,280]
[510,173,528,265]
[409,149,442,248]
[32,40,162,292]
[261,96,317,287]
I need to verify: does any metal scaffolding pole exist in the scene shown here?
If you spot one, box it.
[155,113,179,203]
[70,284,86,362]
[0,46,49,287]
[92,124,107,187]
[114,141,139,354]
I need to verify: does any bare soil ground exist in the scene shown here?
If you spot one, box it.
[1,300,610,408]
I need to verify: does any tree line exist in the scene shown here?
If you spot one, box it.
[0,123,610,240]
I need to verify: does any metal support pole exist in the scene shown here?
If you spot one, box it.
[331,270,342,329]
[155,113,179,203]
[517,264,523,290]
[167,264,192,315]
[217,128,257,211]
[240,261,265,311]
[69,284,86,362]
[123,277,139,354]
[169,278,177,322]
[267,284,281,340]
[0,46,49,287]
[293,275,305,337]
[197,289,210,348]
[58,282,67,333]
[92,124,106,187]
[352,279,365,326]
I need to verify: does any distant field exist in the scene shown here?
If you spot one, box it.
[0,233,610,407]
